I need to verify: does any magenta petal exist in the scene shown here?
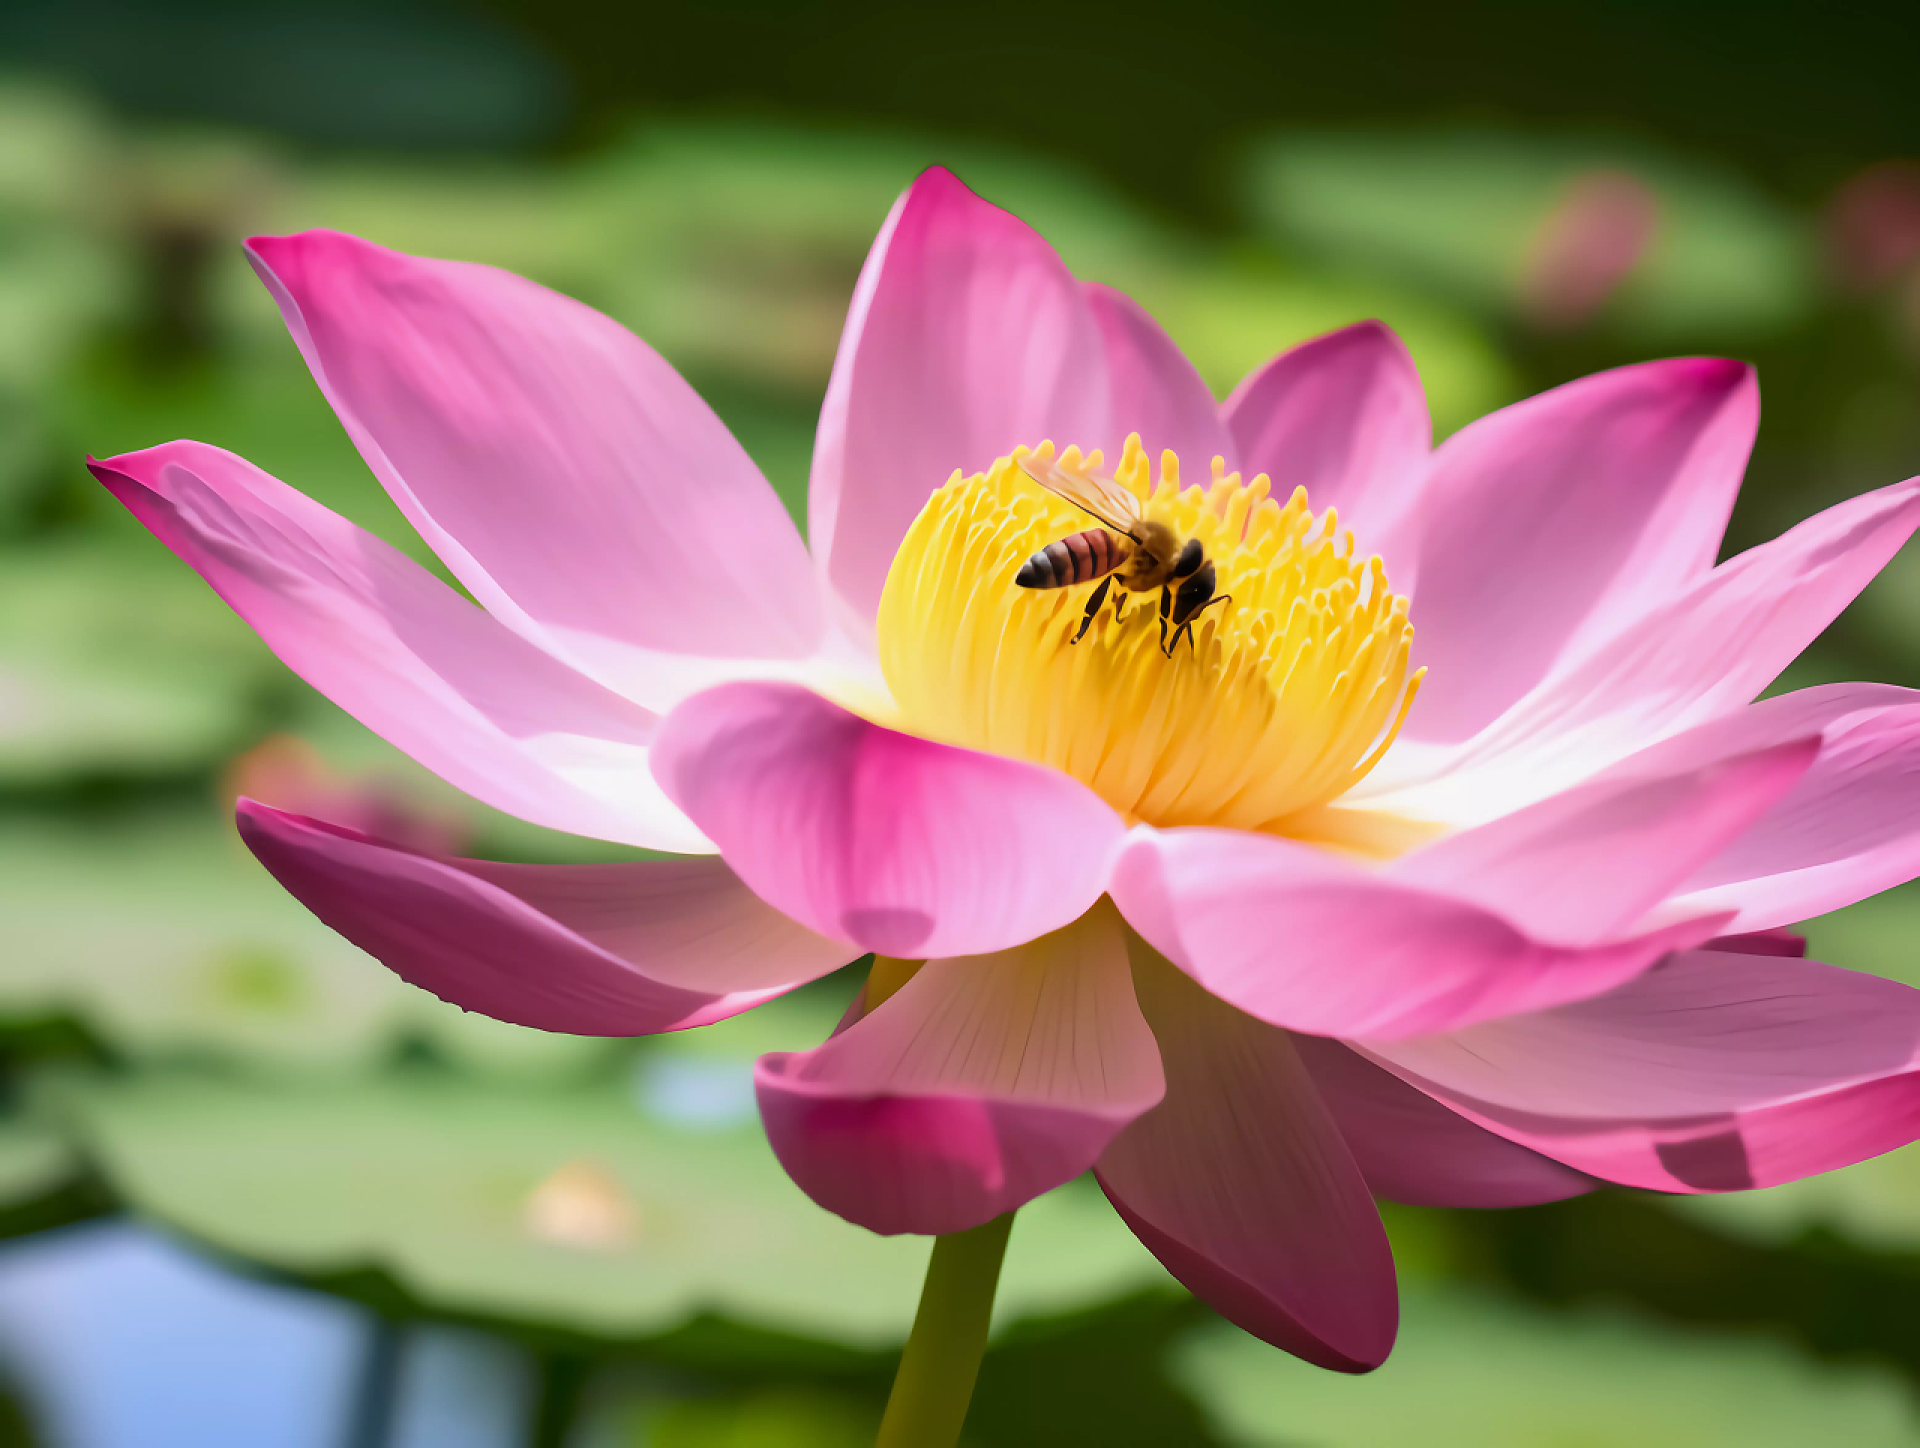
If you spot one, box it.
[1221,321,1429,548]
[1290,1035,1595,1208]
[1704,929,1807,957]
[650,682,1125,957]
[1365,944,1920,1191]
[756,909,1163,1235]
[1461,475,1920,777]
[91,443,699,851]
[1393,358,1758,743]
[1111,827,1724,1040]
[1393,737,1817,942]
[247,230,821,695]
[1096,953,1396,1371]
[1676,691,1920,928]
[809,167,1109,638]
[237,801,858,1034]
[1083,283,1235,473]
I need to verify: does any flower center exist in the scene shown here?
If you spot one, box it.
[877,436,1425,837]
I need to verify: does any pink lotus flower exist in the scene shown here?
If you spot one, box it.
[91,167,1920,1374]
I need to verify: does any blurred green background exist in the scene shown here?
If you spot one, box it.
[2,1,1920,1445]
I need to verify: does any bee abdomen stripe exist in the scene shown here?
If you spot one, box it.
[1037,540,1078,584]
[1016,531,1123,589]
[1015,546,1058,588]
[1087,530,1114,575]
[1063,531,1095,577]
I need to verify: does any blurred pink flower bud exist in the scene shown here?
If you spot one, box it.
[223,733,469,857]
[1520,168,1661,329]
[1825,160,1920,294]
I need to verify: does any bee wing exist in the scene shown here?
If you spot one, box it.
[1016,455,1146,538]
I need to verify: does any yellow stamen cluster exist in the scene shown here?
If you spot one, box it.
[876,436,1424,835]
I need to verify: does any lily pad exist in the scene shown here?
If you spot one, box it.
[0,1116,84,1212]
[1129,258,1514,438]
[1243,129,1812,343]
[0,541,273,779]
[0,809,608,1078]
[62,338,441,571]
[0,811,412,1070]
[58,1046,1171,1351]
[0,80,129,527]
[589,127,1513,436]
[1174,1281,1920,1448]
[279,123,1174,398]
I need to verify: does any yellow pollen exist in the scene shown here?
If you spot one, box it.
[876,435,1425,835]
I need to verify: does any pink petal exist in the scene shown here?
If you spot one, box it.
[1364,944,1920,1191]
[1389,358,1758,743]
[755,907,1163,1235]
[1704,929,1807,957]
[1110,827,1725,1041]
[808,167,1109,640]
[1371,482,1920,827]
[1096,950,1396,1371]
[1083,283,1235,473]
[1221,321,1430,548]
[246,230,822,703]
[650,682,1125,958]
[1289,1035,1596,1208]
[237,801,857,1034]
[1393,737,1817,942]
[1520,475,1920,745]
[91,444,700,851]
[1674,690,1920,928]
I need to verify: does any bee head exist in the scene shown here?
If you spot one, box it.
[1171,537,1205,579]
[1170,560,1217,625]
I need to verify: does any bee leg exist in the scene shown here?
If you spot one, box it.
[1175,593,1234,657]
[1070,576,1115,645]
[1156,586,1173,654]
[1159,587,1236,652]
[1111,589,1129,623]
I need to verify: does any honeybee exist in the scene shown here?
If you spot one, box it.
[1014,453,1231,656]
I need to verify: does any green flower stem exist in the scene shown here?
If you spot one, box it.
[875,1211,1016,1448]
